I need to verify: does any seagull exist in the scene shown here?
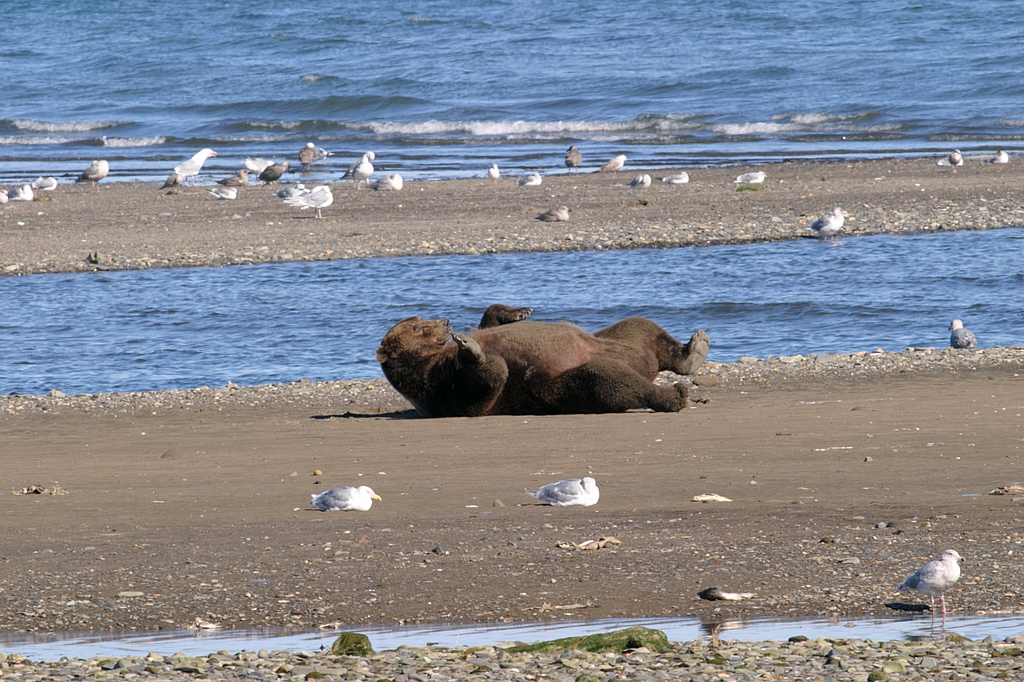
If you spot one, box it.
[662,172,689,184]
[174,149,217,186]
[517,172,542,187]
[299,142,331,169]
[937,149,963,171]
[537,205,570,222]
[217,169,249,187]
[897,549,962,625]
[949,319,978,349]
[598,154,627,172]
[809,207,845,240]
[243,158,274,174]
[734,171,766,184]
[310,486,381,511]
[159,173,182,190]
[989,150,1009,164]
[629,173,652,195]
[342,151,375,187]
[370,173,403,191]
[275,183,308,200]
[487,163,500,182]
[0,189,8,204]
[284,184,333,218]
[526,477,600,507]
[76,159,109,190]
[8,184,34,201]
[258,161,290,185]
[565,145,582,173]
[31,176,58,191]
[208,186,237,200]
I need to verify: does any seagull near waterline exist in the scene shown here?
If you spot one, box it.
[936,149,963,171]
[565,145,582,173]
[370,173,403,191]
[174,149,217,186]
[299,142,331,169]
[8,184,34,202]
[598,154,627,172]
[897,549,962,626]
[284,184,333,218]
[808,207,844,240]
[31,176,58,191]
[662,172,689,184]
[258,161,290,185]
[159,173,182,190]
[343,151,375,187]
[208,186,237,200]
[275,184,308,200]
[77,159,109,190]
[949,319,977,349]
[526,477,600,507]
[487,163,500,182]
[989,150,1009,164]
[536,205,570,222]
[734,171,766,184]
[517,172,542,187]
[310,486,381,511]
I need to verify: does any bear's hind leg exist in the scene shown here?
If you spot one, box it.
[594,318,709,376]
[545,359,689,414]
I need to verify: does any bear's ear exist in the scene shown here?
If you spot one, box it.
[375,346,389,363]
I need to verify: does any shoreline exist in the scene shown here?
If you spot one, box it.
[2,155,1022,277]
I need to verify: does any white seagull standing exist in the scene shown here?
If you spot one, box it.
[598,154,627,172]
[989,150,1009,164]
[8,184,33,202]
[517,172,542,187]
[370,173,403,191]
[487,163,500,182]
[949,319,978,349]
[629,173,652,196]
[809,207,845,240]
[77,159,110,190]
[343,151,375,187]
[734,171,766,184]
[897,549,962,626]
[526,477,600,507]
[310,486,381,511]
[937,149,963,172]
[31,176,58,191]
[174,149,217,186]
[284,184,333,218]
[662,172,689,184]
[208,186,237,200]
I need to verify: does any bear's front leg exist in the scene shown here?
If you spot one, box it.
[452,332,487,366]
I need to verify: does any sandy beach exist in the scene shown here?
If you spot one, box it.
[1,158,1023,674]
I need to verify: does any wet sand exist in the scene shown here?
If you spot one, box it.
[1,157,1023,640]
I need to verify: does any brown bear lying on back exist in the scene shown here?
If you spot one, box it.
[376,304,709,417]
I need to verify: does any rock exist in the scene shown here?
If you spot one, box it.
[46,389,65,397]
[504,626,671,654]
[329,632,374,656]
[492,499,506,507]
[160,449,182,459]
[692,375,718,387]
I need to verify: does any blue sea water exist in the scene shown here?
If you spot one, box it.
[3,0,1024,183]
[2,229,1021,396]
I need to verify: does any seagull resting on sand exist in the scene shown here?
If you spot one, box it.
[897,549,962,625]
[160,173,182,190]
[629,173,652,194]
[208,186,237,200]
[217,169,249,187]
[809,207,844,239]
[518,172,542,187]
[949,319,977,349]
[735,171,766,184]
[310,486,381,511]
[662,172,689,184]
[174,149,217,186]
[537,205,570,222]
[8,184,33,202]
[77,160,109,190]
[937,149,963,171]
[598,154,627,172]
[284,184,333,218]
[565,145,582,173]
[526,477,600,507]
[989,150,1009,164]
[31,176,58,191]
[275,184,308,200]
[370,173,403,191]
[343,151,375,187]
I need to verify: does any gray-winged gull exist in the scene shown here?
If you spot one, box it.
[8,184,34,201]
[598,154,627,172]
[662,172,689,184]
[258,161,290,185]
[208,186,237,200]
[517,172,542,187]
[174,149,216,186]
[275,184,308,200]
[897,549,962,624]
[526,476,600,507]
[949,320,977,349]
[31,176,58,191]
[370,173,403,191]
[299,142,331,169]
[77,159,109,189]
[537,205,570,222]
[343,151,375,187]
[734,171,766,184]
[284,184,333,218]
[809,207,844,239]
[629,173,651,195]
[310,485,381,511]
[989,150,1009,164]
[565,145,582,173]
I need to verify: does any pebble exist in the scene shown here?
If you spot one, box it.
[3,634,1024,680]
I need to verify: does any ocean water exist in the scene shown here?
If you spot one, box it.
[2,228,1021,396]
[3,0,1024,184]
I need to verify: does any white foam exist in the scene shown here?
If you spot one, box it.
[12,119,123,133]
[101,136,168,147]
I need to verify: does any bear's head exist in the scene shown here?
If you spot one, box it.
[376,316,453,365]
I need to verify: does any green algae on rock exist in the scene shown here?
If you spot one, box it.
[504,626,671,654]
